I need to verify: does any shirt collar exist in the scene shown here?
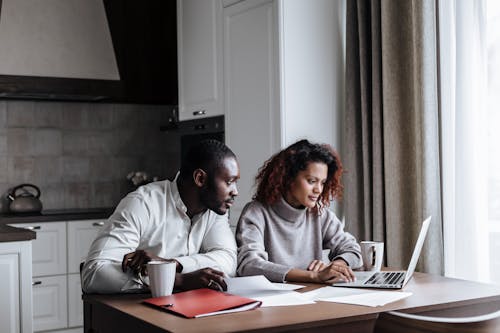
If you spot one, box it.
[271,196,307,222]
[171,172,188,214]
[170,172,206,221]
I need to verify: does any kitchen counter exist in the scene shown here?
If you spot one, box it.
[0,207,114,225]
[0,224,36,242]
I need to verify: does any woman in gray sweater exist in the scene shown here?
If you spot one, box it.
[236,140,362,283]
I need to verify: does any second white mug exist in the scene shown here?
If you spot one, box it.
[360,241,384,271]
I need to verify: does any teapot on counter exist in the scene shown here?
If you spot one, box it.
[7,183,43,214]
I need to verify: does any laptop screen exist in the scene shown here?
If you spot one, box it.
[402,216,432,285]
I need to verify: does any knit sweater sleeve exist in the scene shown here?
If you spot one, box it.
[236,202,292,282]
[322,211,363,269]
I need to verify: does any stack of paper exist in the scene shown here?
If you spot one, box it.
[301,286,412,307]
[319,291,412,307]
[225,276,412,308]
[225,276,314,307]
[226,275,304,293]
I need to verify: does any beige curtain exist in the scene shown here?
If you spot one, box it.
[344,0,443,274]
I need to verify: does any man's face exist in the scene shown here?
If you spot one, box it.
[200,157,240,215]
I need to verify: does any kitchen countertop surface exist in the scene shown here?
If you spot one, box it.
[0,224,36,242]
[0,207,114,225]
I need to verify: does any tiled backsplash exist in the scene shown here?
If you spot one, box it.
[0,100,181,212]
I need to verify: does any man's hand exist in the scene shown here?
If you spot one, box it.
[121,250,168,275]
[176,267,227,291]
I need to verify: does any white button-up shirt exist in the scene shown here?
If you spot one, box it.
[81,176,237,293]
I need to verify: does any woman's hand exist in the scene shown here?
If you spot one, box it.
[313,261,355,283]
[307,259,328,272]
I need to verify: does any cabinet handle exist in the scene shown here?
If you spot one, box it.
[192,110,206,116]
[32,281,42,286]
[24,226,41,230]
[92,222,105,227]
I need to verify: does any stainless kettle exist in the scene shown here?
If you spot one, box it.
[8,184,43,213]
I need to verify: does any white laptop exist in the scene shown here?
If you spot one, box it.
[333,216,431,289]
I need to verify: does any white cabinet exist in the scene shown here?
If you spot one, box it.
[67,220,103,328]
[223,0,345,226]
[177,0,224,120]
[0,241,33,333]
[32,275,67,332]
[67,274,83,327]
[0,251,20,333]
[67,220,103,274]
[11,219,104,333]
[13,222,66,277]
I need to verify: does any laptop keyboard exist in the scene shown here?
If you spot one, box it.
[365,272,405,286]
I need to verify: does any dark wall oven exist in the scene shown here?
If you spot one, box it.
[178,116,225,162]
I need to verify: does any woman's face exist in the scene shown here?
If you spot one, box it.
[285,162,328,209]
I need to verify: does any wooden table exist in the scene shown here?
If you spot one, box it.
[83,272,500,333]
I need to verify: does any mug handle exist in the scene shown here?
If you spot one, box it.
[138,270,149,287]
[371,246,376,266]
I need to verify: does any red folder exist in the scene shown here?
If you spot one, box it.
[143,288,261,318]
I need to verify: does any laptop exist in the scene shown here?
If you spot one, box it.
[333,216,431,289]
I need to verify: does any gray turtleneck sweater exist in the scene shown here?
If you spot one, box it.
[236,197,362,282]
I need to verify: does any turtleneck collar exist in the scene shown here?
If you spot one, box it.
[271,196,308,223]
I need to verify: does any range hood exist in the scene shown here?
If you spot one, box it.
[0,0,121,101]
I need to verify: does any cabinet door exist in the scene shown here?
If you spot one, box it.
[32,275,68,332]
[0,241,33,333]
[13,222,67,276]
[177,0,224,120]
[224,0,281,226]
[67,220,105,274]
[67,273,83,328]
[0,253,21,332]
[0,248,20,333]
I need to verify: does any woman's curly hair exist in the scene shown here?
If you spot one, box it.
[253,139,343,209]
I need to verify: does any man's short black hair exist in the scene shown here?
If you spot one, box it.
[179,139,236,180]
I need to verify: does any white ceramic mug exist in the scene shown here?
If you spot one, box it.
[360,241,384,271]
[141,260,176,297]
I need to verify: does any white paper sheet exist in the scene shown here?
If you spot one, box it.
[226,275,304,293]
[225,276,312,307]
[271,282,305,291]
[226,275,280,292]
[257,292,315,307]
[300,286,371,301]
[320,291,412,307]
[301,286,412,307]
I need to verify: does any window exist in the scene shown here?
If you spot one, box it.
[487,0,500,283]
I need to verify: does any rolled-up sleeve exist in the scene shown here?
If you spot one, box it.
[81,196,147,294]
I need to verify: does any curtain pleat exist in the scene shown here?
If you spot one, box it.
[344,0,443,274]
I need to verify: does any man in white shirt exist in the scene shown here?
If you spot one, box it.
[81,140,240,293]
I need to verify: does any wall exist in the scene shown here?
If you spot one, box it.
[280,0,345,215]
[0,100,180,212]
[280,0,345,151]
